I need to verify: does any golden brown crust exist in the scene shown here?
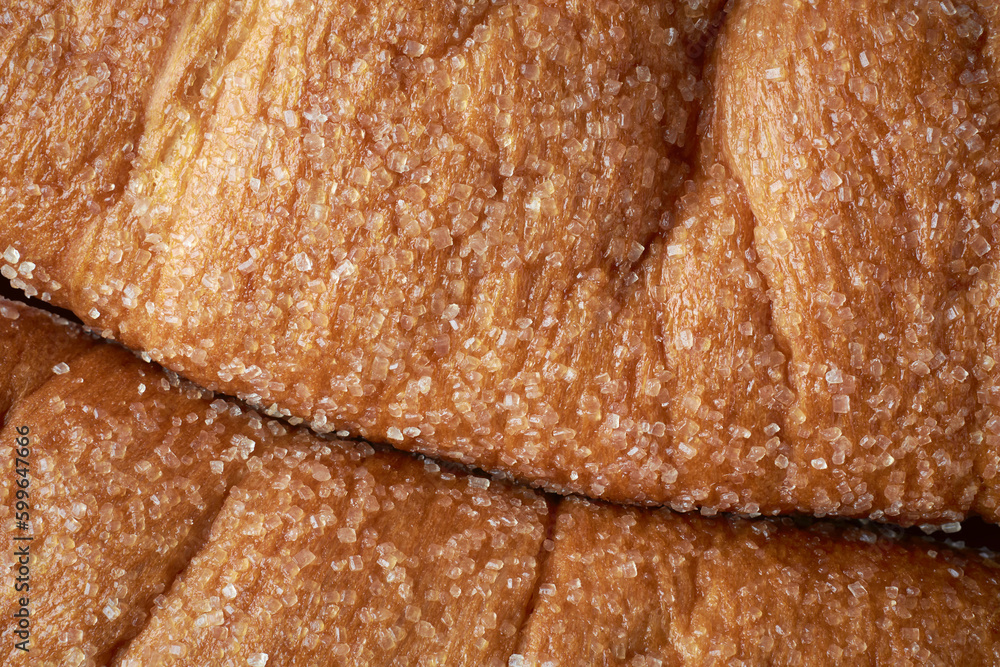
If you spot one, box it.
[1,0,738,511]
[646,129,794,516]
[516,498,1000,666]
[1,301,253,663]
[116,449,549,666]
[716,0,1000,528]
[0,302,96,418]
[4,0,1000,523]
[0,299,553,664]
[2,299,999,664]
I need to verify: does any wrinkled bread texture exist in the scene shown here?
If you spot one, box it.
[3,0,1000,524]
[1,299,999,664]
[0,300,548,665]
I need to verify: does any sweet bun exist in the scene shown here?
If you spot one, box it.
[4,0,1000,523]
[3,299,999,664]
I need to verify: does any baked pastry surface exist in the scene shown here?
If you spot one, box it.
[3,0,1000,522]
[1,300,548,664]
[2,299,999,664]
